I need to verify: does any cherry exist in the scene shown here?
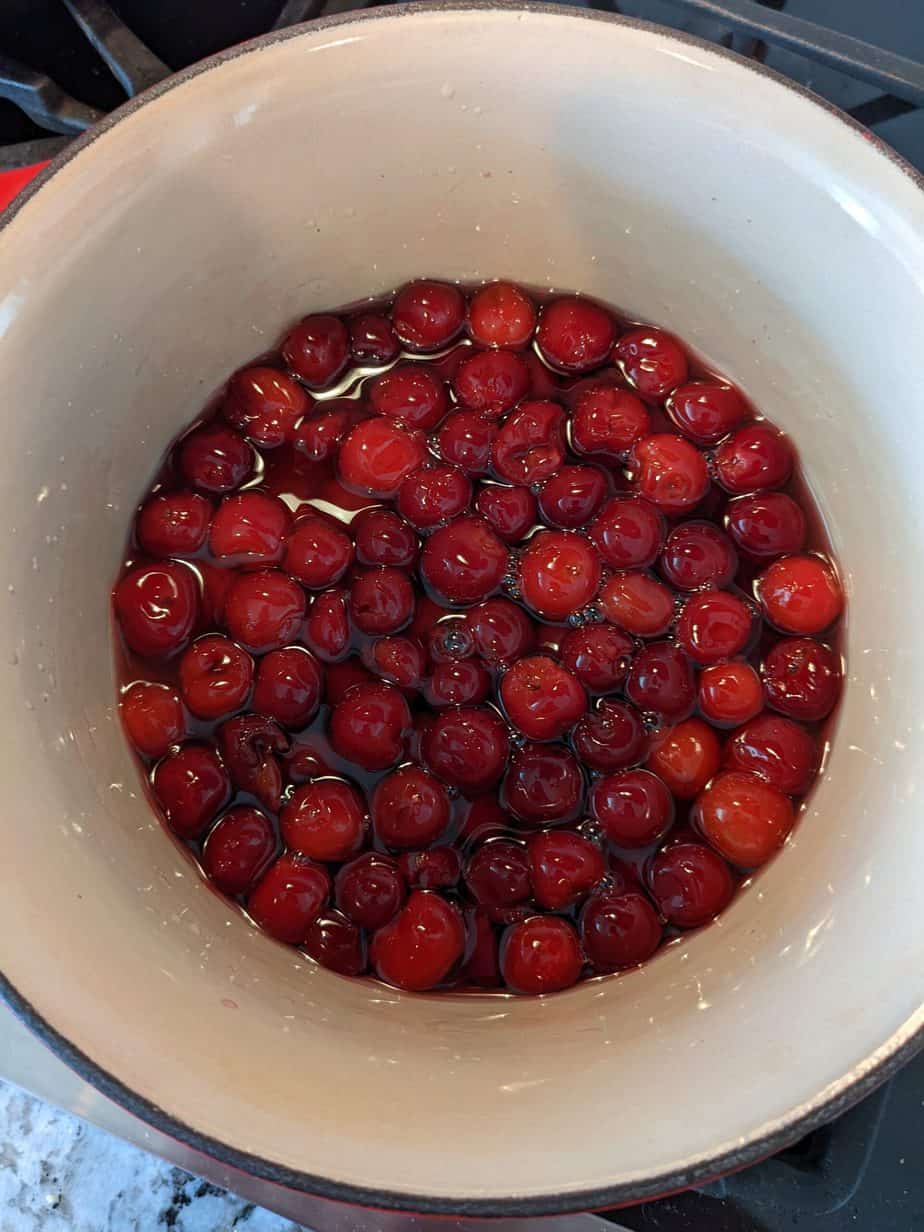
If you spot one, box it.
[281,778,366,862]
[500,915,583,994]
[281,314,349,389]
[349,313,399,365]
[648,839,734,928]
[468,282,536,349]
[178,634,253,720]
[250,646,322,727]
[421,705,509,794]
[392,280,465,351]
[177,423,252,494]
[114,561,199,659]
[362,635,426,690]
[396,464,471,529]
[572,698,647,773]
[475,483,537,543]
[338,417,427,499]
[293,406,361,463]
[248,853,331,944]
[303,588,350,661]
[284,514,354,588]
[581,890,663,971]
[115,679,177,761]
[536,296,615,373]
[223,569,305,653]
[399,847,462,890]
[571,385,650,457]
[218,714,287,811]
[502,743,584,826]
[304,912,367,976]
[589,497,664,570]
[136,490,211,558]
[528,829,605,910]
[328,681,410,771]
[202,806,277,896]
[599,571,674,638]
[715,423,793,494]
[666,381,746,445]
[559,624,633,693]
[153,743,230,838]
[336,853,405,930]
[352,507,418,569]
[437,409,497,476]
[590,768,674,848]
[676,590,755,665]
[224,366,310,447]
[538,465,607,528]
[724,712,817,796]
[372,889,466,990]
[200,562,235,627]
[660,521,738,591]
[424,658,491,707]
[694,770,795,867]
[466,597,535,665]
[209,491,290,565]
[372,765,451,849]
[647,717,721,800]
[726,492,806,558]
[324,658,374,706]
[420,516,508,605]
[501,655,586,741]
[453,349,530,416]
[349,567,415,635]
[626,642,697,721]
[457,794,509,845]
[463,909,502,987]
[632,434,710,512]
[492,400,567,487]
[698,660,763,726]
[518,530,602,620]
[614,327,688,399]
[368,363,449,430]
[465,839,531,906]
[758,554,843,634]
[761,637,841,721]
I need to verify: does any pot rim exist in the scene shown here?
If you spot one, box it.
[1,1,923,1216]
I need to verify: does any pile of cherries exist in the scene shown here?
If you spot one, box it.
[113,278,844,996]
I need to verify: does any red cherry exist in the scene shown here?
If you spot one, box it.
[420,516,508,605]
[632,434,710,512]
[475,483,537,543]
[248,853,331,944]
[627,642,697,722]
[559,624,633,693]
[392,280,465,351]
[224,366,310,447]
[647,718,721,800]
[581,890,663,971]
[463,908,501,987]
[209,491,290,565]
[726,492,807,558]
[538,465,607,528]
[457,795,508,845]
[518,530,601,621]
[281,315,349,389]
[589,497,663,570]
[437,409,497,476]
[758,554,843,635]
[468,282,536,349]
[303,588,350,662]
[371,889,466,990]
[694,770,795,867]
[399,847,462,890]
[502,742,584,827]
[352,507,418,569]
[217,714,287,812]
[699,661,763,727]
[676,590,755,666]
[453,349,530,416]
[293,406,361,463]
[424,659,491,707]
[660,521,738,591]
[349,313,399,365]
[284,514,354,588]
[281,778,366,862]
[349,567,414,635]
[648,840,734,928]
[422,705,510,794]
[761,637,841,721]
[466,597,534,665]
[372,765,451,849]
[396,464,471,529]
[528,829,605,910]
[202,807,276,896]
[572,699,647,773]
[200,562,235,627]
[251,646,322,727]
[571,385,650,457]
[120,681,185,759]
[223,569,306,654]
[338,417,427,499]
[136,490,211,558]
[178,423,252,494]
[666,381,747,445]
[178,634,253,720]
[336,853,406,931]
[153,743,230,839]
[590,768,674,848]
[328,681,410,771]
[324,657,373,705]
[724,712,817,795]
[500,915,583,994]
[114,562,199,659]
[362,635,426,690]
[285,739,334,784]
[501,655,586,742]
[614,327,688,399]
[492,400,567,486]
[368,363,449,430]
[536,296,615,373]
[465,839,531,907]
[600,571,674,638]
[715,423,793,494]
[304,911,367,976]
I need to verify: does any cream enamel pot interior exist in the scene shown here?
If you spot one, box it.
[1,4,924,1216]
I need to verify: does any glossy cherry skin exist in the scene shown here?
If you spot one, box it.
[600,571,675,639]
[248,853,331,944]
[223,365,310,447]
[528,829,605,910]
[178,634,253,720]
[371,890,466,991]
[715,423,793,494]
[465,839,532,907]
[424,658,491,708]
[352,507,418,569]
[284,514,354,588]
[615,327,688,399]
[589,497,664,569]
[120,681,185,758]
[362,635,427,690]
[114,561,199,659]
[437,409,497,476]
[475,483,537,543]
[571,385,650,457]
[647,718,721,800]
[208,491,289,566]
[292,406,358,463]
[538,465,607,528]
[392,280,465,351]
[632,433,710,513]
[372,765,451,849]
[518,530,602,621]
[468,281,537,349]
[368,363,449,430]
[501,655,586,741]
[304,912,367,976]
[349,312,399,365]
[492,400,567,486]
[500,915,583,994]
[399,847,462,890]
[136,490,211,558]
[252,646,322,727]
[397,464,472,530]
[676,590,755,666]
[724,711,817,795]
[648,840,734,928]
[536,296,615,373]
[328,681,410,771]
[694,770,795,867]
[152,743,231,839]
[572,699,647,774]
[698,661,763,727]
[666,381,747,445]
[223,569,306,654]
[626,641,697,722]
[281,314,349,389]
[453,349,530,416]
[349,567,415,635]
[420,516,508,605]
[757,554,843,634]
[660,521,738,591]
[178,423,252,494]
[761,637,841,721]
[502,742,584,827]
[338,417,427,499]
[725,492,806,559]
[202,807,277,897]
[466,597,535,665]
[590,768,674,847]
[581,890,663,971]
[559,624,633,693]
[421,705,510,794]
[336,853,405,931]
[217,714,288,812]
[303,588,350,662]
[282,778,366,862]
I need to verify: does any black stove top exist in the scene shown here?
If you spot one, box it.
[1,4,922,1230]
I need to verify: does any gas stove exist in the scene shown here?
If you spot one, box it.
[1,3,923,1230]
